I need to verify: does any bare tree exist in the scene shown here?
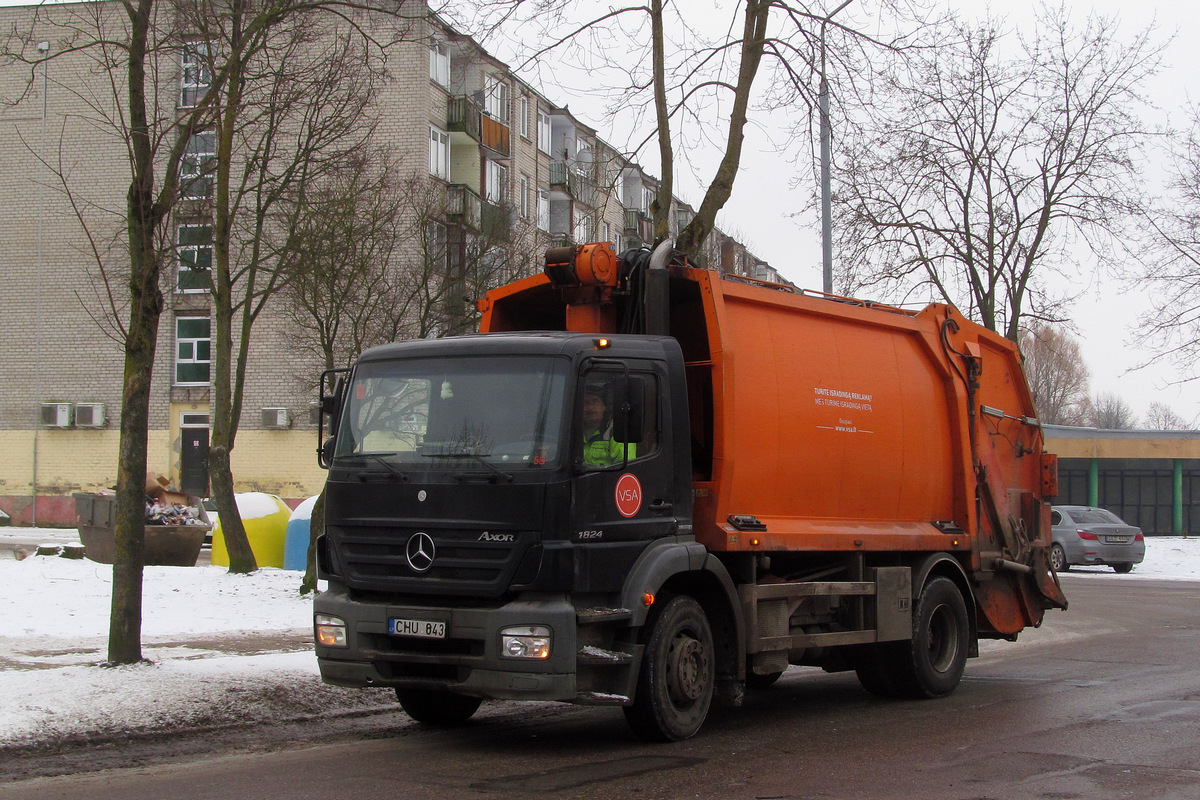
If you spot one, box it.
[1018,322,1091,425]
[2,0,234,663]
[180,1,420,574]
[1089,392,1138,430]
[457,1,922,260]
[832,7,1163,340]
[1139,103,1200,381]
[1143,401,1191,430]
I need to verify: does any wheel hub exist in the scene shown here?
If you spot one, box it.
[666,633,708,705]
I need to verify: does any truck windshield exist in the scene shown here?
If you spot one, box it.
[333,356,568,470]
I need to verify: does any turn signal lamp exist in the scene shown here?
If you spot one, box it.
[642,593,655,607]
[501,625,551,659]
[596,337,611,349]
[315,614,347,647]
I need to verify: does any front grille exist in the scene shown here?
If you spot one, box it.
[330,525,534,597]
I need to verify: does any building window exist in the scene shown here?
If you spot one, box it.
[429,41,450,87]
[573,210,591,244]
[177,223,212,293]
[175,317,211,385]
[537,189,550,231]
[429,125,449,179]
[537,111,551,155]
[181,131,215,200]
[643,186,655,215]
[519,95,530,139]
[603,222,615,251]
[179,41,211,109]
[486,160,507,204]
[519,174,530,219]
[484,74,508,121]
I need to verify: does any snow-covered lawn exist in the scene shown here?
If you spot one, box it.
[2,529,1198,748]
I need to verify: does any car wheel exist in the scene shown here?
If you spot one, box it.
[1113,563,1134,574]
[1049,544,1068,572]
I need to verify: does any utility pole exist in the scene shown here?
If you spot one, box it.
[819,0,852,295]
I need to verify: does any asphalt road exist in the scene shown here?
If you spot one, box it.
[3,576,1199,800]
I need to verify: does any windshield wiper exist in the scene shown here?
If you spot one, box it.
[347,452,409,482]
[423,451,514,483]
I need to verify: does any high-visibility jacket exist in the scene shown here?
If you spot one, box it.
[582,428,635,466]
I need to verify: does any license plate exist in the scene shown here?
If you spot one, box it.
[389,618,446,638]
[1105,536,1130,544]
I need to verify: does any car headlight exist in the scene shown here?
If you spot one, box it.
[315,613,347,647]
[501,625,551,659]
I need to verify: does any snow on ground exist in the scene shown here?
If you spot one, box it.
[1,528,1199,749]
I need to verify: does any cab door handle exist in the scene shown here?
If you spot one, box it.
[649,500,673,514]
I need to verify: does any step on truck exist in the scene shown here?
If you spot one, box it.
[313,241,1068,741]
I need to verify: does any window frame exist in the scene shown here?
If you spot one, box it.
[175,316,212,386]
[179,41,211,109]
[429,124,450,180]
[429,40,450,87]
[176,223,212,293]
[537,110,551,155]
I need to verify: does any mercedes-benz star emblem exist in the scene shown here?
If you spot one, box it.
[405,532,436,573]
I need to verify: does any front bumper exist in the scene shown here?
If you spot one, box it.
[314,584,579,701]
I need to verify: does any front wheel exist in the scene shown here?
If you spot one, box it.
[395,688,482,726]
[624,595,715,742]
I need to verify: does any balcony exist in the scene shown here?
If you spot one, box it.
[481,202,511,242]
[623,207,653,243]
[447,184,482,229]
[447,96,510,158]
[549,162,598,207]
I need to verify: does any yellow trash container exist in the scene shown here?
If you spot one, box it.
[210,492,292,568]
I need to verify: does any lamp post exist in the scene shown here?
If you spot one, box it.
[32,40,49,526]
[819,0,852,295]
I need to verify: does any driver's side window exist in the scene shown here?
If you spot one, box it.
[579,370,659,469]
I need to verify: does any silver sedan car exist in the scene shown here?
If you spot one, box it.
[1050,505,1146,574]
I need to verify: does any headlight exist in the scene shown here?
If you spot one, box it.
[315,613,347,647]
[501,625,551,659]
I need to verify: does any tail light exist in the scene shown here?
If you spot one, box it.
[1077,529,1099,540]
[1135,532,1144,541]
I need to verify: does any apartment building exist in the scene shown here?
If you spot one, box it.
[0,1,777,525]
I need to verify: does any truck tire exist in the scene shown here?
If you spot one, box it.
[395,688,482,726]
[892,576,969,698]
[624,595,715,742]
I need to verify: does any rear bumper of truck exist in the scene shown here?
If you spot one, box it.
[313,584,580,702]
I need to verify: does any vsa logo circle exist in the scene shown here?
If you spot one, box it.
[615,473,642,518]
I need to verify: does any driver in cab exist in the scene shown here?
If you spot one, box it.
[582,388,635,466]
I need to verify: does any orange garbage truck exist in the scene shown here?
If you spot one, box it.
[313,242,1067,741]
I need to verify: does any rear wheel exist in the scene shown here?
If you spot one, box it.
[1049,544,1068,572]
[893,576,970,698]
[1113,563,1134,574]
[395,688,482,726]
[624,595,715,742]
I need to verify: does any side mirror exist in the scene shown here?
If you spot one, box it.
[612,374,645,444]
[318,370,349,468]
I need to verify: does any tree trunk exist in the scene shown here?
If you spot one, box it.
[675,0,770,258]
[301,486,325,595]
[108,0,159,665]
